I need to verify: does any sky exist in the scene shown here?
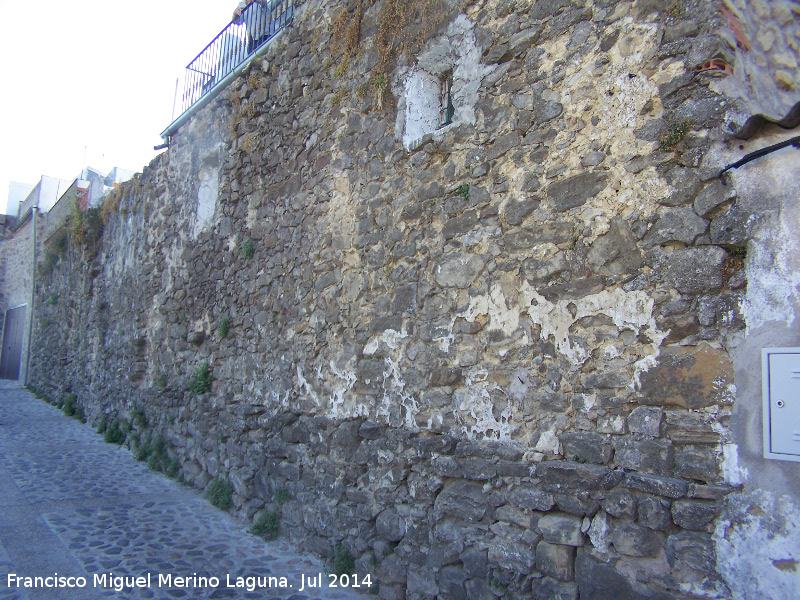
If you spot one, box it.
[0,0,236,214]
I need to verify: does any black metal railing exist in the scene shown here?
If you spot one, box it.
[181,0,294,114]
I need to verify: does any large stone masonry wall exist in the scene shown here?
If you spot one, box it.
[29,1,800,599]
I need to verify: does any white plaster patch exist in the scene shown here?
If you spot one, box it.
[721,443,748,486]
[715,490,800,600]
[453,384,513,441]
[193,167,218,238]
[396,14,492,150]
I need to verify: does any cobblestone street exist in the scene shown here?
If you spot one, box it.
[0,383,363,600]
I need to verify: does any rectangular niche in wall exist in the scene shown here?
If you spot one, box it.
[762,348,800,462]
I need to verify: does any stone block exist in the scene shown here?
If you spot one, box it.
[637,343,734,409]
[460,547,488,578]
[660,165,702,207]
[531,577,579,600]
[537,541,576,581]
[434,480,488,522]
[559,432,612,464]
[601,489,637,519]
[624,473,689,499]
[653,246,728,295]
[613,437,674,476]
[555,492,601,517]
[465,578,495,600]
[627,406,663,437]
[538,513,585,546]
[376,508,406,542]
[612,521,664,557]
[505,222,574,251]
[675,446,721,483]
[508,484,555,511]
[666,531,715,574]
[576,549,675,600]
[537,461,610,491]
[407,564,438,597]
[637,496,672,530]
[487,534,536,572]
[520,252,569,284]
[670,500,719,531]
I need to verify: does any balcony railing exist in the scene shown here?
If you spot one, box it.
[181,0,294,115]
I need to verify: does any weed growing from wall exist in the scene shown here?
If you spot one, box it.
[240,238,255,260]
[189,363,213,395]
[218,316,232,339]
[330,543,355,576]
[660,118,690,152]
[103,420,126,445]
[332,0,457,110]
[250,510,280,539]
[154,374,167,388]
[208,477,234,510]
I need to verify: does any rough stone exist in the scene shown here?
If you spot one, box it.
[650,246,728,295]
[586,218,643,276]
[530,577,579,600]
[660,165,703,207]
[693,180,737,217]
[675,446,721,483]
[503,198,540,226]
[709,206,756,246]
[508,484,555,511]
[434,253,485,288]
[666,531,716,573]
[641,208,708,249]
[547,172,608,212]
[537,462,610,491]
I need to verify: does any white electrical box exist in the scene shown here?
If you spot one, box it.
[762,348,800,462]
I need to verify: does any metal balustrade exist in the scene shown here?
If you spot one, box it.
[181,0,294,115]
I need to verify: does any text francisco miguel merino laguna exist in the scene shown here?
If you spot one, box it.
[7,572,373,592]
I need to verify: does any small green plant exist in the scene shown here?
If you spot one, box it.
[218,316,232,339]
[103,420,126,445]
[660,118,690,152]
[454,184,470,202]
[39,250,59,276]
[250,510,280,539]
[62,394,77,417]
[189,363,213,395]
[154,374,167,388]
[273,487,289,505]
[330,543,355,576]
[46,293,58,306]
[240,238,255,260]
[97,418,108,434]
[208,477,234,510]
[131,406,148,429]
[74,405,86,423]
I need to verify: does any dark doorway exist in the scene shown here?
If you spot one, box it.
[0,306,26,380]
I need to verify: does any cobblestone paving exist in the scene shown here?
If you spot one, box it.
[0,383,364,600]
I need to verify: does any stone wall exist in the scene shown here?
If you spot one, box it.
[28,1,800,599]
[0,212,40,383]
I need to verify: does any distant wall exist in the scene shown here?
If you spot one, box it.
[27,1,800,599]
